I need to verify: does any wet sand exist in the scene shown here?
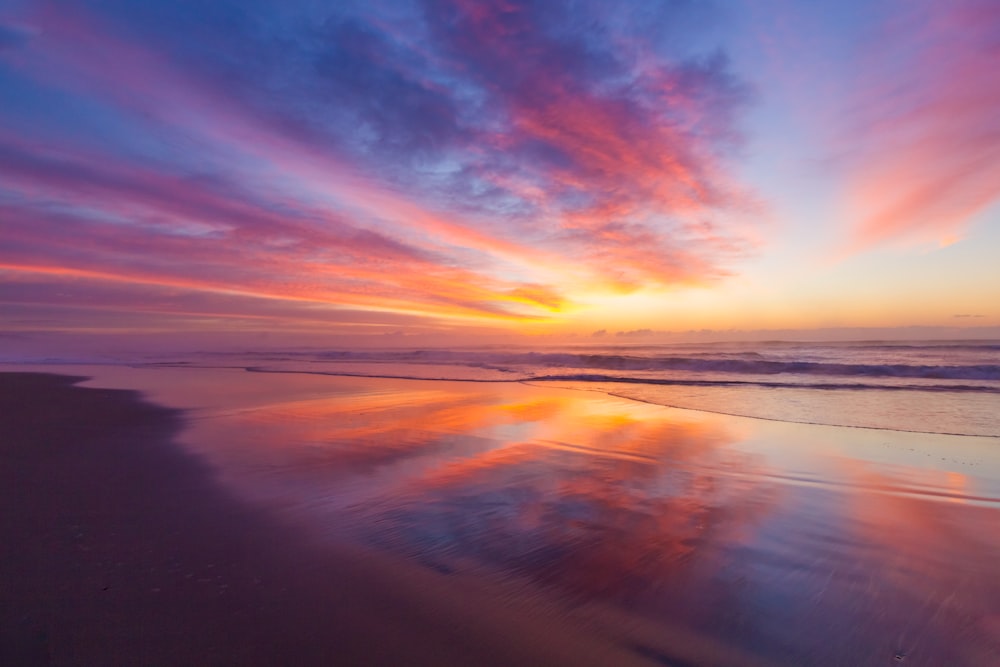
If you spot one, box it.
[0,372,756,667]
[3,367,1000,666]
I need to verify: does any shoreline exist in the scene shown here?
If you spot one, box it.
[4,360,999,438]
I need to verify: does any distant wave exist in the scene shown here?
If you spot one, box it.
[809,342,1000,352]
[302,350,1000,382]
[532,359,1000,381]
[240,366,1000,394]
[528,373,1000,393]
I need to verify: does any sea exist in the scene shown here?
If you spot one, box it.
[91,339,1000,438]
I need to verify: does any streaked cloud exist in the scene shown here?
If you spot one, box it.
[841,0,1000,250]
[0,0,757,333]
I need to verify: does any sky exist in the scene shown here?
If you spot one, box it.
[1,0,999,350]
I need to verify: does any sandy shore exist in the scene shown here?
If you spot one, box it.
[4,368,999,666]
[1,372,759,667]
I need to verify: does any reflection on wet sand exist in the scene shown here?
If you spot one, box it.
[365,411,776,610]
[840,466,1000,664]
[168,374,1000,665]
[46,369,1000,665]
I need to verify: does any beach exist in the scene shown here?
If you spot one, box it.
[4,0,998,662]
[5,0,999,663]
[3,366,999,666]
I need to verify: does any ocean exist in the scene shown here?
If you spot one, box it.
[147,339,1000,438]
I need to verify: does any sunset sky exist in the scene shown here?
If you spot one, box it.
[2,0,998,349]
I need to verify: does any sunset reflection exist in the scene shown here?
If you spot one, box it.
[168,372,1000,665]
[182,379,784,612]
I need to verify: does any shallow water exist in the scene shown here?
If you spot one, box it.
[10,340,1000,436]
[7,363,1000,665]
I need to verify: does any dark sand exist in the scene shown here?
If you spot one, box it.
[1,372,753,667]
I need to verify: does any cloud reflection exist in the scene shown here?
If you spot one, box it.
[182,378,774,602]
[140,368,1000,665]
[349,395,776,605]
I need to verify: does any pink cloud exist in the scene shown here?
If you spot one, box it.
[0,0,761,333]
[842,0,1000,250]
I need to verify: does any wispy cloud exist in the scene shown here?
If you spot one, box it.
[841,0,1000,251]
[0,0,757,333]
